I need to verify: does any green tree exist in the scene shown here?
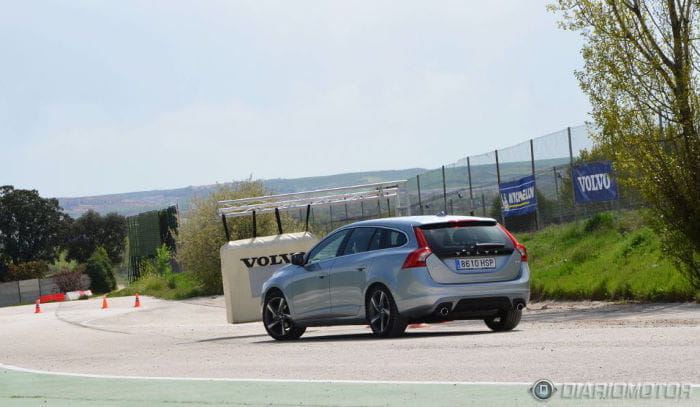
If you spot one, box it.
[551,0,700,287]
[85,247,116,293]
[0,186,69,270]
[64,210,127,265]
[176,180,283,294]
[4,261,49,282]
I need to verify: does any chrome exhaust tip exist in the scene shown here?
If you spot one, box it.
[515,302,525,310]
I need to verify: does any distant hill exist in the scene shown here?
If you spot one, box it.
[57,168,427,218]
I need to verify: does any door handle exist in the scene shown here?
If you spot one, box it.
[357,265,367,272]
[318,273,327,279]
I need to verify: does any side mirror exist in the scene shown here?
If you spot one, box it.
[291,252,306,266]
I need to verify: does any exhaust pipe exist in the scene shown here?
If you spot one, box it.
[438,306,450,316]
[512,299,526,311]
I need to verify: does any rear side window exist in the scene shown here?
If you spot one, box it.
[421,225,512,255]
[366,228,407,251]
[385,229,407,248]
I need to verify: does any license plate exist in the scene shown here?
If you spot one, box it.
[455,257,496,270]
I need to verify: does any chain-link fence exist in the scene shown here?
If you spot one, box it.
[407,125,634,232]
[127,205,179,282]
[216,124,628,239]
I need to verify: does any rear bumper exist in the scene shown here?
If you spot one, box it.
[392,263,530,319]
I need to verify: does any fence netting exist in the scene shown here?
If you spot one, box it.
[408,124,635,232]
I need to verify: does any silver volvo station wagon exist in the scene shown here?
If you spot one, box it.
[261,215,530,340]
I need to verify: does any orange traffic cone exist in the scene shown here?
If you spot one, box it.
[101,296,109,309]
[134,293,140,308]
[34,299,41,314]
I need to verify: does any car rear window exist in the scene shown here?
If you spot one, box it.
[420,224,512,255]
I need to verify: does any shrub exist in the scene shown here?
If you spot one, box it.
[5,261,49,281]
[177,180,284,295]
[154,244,172,276]
[85,247,116,293]
[49,252,81,274]
[53,268,87,292]
[583,212,615,233]
[138,259,157,278]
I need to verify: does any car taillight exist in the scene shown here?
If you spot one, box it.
[498,224,528,262]
[515,244,528,262]
[402,227,432,268]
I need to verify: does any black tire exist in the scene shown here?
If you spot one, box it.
[262,292,306,340]
[484,308,522,332]
[366,286,407,338]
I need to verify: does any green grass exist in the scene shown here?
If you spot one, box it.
[109,271,204,300]
[518,211,698,302]
[108,211,698,303]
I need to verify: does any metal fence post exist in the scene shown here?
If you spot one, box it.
[221,214,230,241]
[416,175,424,215]
[495,149,505,226]
[274,208,283,235]
[530,138,540,230]
[305,204,311,232]
[252,210,257,238]
[567,126,578,223]
[467,157,474,216]
[553,166,564,223]
[441,165,447,214]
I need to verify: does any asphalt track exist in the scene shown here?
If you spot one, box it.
[1,296,698,406]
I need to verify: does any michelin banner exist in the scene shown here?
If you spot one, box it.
[499,175,537,217]
[573,161,618,204]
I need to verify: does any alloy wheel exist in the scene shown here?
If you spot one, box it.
[368,290,391,335]
[264,296,292,338]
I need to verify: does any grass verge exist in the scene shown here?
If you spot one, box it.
[518,211,698,302]
[109,271,204,300]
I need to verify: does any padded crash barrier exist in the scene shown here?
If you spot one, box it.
[220,232,318,324]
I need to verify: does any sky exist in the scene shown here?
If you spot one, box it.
[0,1,591,198]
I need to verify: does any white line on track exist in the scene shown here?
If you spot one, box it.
[2,363,699,387]
[0,362,531,385]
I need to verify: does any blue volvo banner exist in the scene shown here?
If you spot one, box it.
[573,161,619,204]
[499,175,537,217]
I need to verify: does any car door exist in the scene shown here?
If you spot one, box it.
[329,227,378,317]
[289,229,350,320]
